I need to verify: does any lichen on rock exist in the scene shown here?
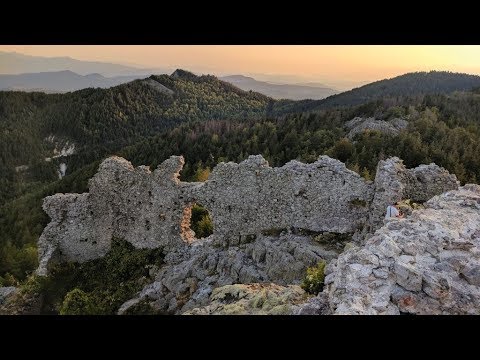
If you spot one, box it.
[320,185,480,315]
[183,283,309,315]
[34,153,463,315]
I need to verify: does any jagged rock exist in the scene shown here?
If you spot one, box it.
[195,155,373,239]
[142,78,174,95]
[37,155,188,275]
[293,292,331,315]
[0,287,17,305]
[118,234,338,314]
[37,154,458,275]
[367,157,408,233]
[325,185,480,315]
[183,283,309,315]
[406,163,459,202]
[35,153,461,314]
[366,157,458,235]
[38,153,457,274]
[37,154,374,274]
[345,117,408,139]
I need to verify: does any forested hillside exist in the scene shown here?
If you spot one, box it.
[283,71,480,112]
[2,70,480,286]
[2,88,480,285]
[0,70,277,204]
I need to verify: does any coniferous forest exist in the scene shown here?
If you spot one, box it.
[1,69,480,291]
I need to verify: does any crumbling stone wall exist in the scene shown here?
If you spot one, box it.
[193,155,374,243]
[320,184,480,315]
[367,157,459,233]
[36,154,458,276]
[37,156,192,275]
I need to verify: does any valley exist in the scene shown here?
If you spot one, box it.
[1,68,480,315]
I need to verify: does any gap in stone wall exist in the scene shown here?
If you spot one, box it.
[180,202,214,243]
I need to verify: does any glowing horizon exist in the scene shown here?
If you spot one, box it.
[2,45,480,89]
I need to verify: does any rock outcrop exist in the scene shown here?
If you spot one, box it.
[37,156,189,275]
[293,292,331,315]
[0,287,17,305]
[38,154,458,276]
[35,154,461,315]
[345,116,408,139]
[196,155,373,241]
[184,283,308,315]
[321,185,480,315]
[118,234,338,314]
[367,157,458,234]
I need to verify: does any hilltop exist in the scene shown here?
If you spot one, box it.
[0,70,274,203]
[1,69,480,290]
[282,71,480,113]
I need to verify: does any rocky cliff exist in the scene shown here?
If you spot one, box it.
[35,154,462,314]
[300,184,480,315]
[345,116,408,140]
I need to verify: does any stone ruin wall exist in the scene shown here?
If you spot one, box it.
[36,154,459,275]
[321,184,480,315]
[367,157,459,233]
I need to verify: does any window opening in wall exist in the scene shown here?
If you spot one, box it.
[180,202,213,243]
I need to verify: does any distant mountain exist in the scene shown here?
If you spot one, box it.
[0,71,339,97]
[220,74,338,100]
[295,81,338,88]
[0,51,170,77]
[276,71,480,114]
[0,71,146,93]
[316,71,480,109]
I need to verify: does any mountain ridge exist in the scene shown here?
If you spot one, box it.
[312,70,480,109]
[0,51,171,77]
[220,74,338,100]
[0,70,145,93]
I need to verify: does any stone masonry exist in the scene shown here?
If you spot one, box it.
[320,184,480,315]
[37,155,458,276]
[367,157,458,233]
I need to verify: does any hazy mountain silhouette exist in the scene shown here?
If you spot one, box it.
[0,51,171,77]
[220,74,338,100]
[0,70,147,92]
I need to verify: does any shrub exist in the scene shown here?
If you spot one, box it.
[20,274,50,295]
[2,273,18,287]
[39,238,164,315]
[191,204,213,238]
[60,288,98,315]
[301,260,326,295]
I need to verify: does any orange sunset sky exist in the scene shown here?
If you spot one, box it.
[2,45,480,89]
